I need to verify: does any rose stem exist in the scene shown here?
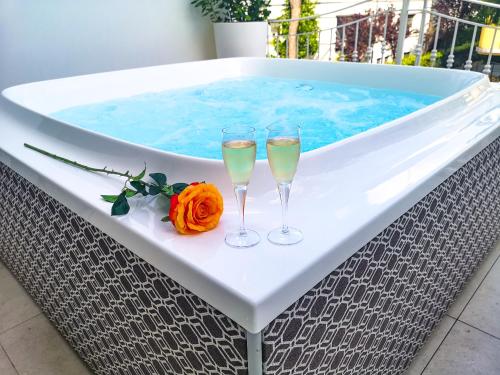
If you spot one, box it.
[24,143,136,179]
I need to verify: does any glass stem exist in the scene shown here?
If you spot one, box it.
[234,184,248,236]
[278,182,291,234]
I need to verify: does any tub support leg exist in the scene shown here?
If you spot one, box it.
[247,331,263,375]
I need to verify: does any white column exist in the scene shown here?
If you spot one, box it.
[395,0,411,65]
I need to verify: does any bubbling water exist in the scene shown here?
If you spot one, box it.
[53,76,441,160]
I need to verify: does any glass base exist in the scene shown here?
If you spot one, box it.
[225,229,261,248]
[268,227,303,245]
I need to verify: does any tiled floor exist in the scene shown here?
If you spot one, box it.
[0,262,92,375]
[406,239,500,375]
[0,240,499,375]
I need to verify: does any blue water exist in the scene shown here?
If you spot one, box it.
[52,76,441,159]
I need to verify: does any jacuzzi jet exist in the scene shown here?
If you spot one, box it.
[297,84,313,91]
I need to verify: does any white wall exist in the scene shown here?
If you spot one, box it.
[0,0,216,91]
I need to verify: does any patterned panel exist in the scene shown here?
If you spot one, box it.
[263,137,500,375]
[0,164,248,375]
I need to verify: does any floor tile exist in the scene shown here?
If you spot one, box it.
[0,267,41,334]
[460,256,500,338]
[0,345,17,375]
[447,240,500,318]
[0,314,92,375]
[405,315,456,375]
[423,321,500,375]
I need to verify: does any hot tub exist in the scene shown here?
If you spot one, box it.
[0,58,499,375]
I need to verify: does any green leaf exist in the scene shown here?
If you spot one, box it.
[130,180,148,196]
[172,183,189,194]
[132,165,146,181]
[124,188,137,198]
[103,189,137,203]
[101,194,119,203]
[149,173,167,186]
[161,185,174,196]
[161,215,170,222]
[111,192,130,216]
[149,185,161,196]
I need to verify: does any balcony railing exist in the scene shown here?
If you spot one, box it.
[267,0,500,77]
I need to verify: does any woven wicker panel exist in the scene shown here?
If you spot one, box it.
[262,137,500,375]
[0,163,248,375]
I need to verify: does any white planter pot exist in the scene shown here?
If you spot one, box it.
[213,21,267,58]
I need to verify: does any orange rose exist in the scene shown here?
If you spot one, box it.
[169,183,223,235]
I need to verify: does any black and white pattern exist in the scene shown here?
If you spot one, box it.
[0,164,248,375]
[262,137,500,375]
[0,138,498,375]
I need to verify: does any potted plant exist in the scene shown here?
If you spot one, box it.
[191,0,271,58]
[477,16,500,56]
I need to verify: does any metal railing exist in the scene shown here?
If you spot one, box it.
[267,0,372,24]
[267,0,376,61]
[417,7,499,74]
[268,7,393,62]
[267,0,500,77]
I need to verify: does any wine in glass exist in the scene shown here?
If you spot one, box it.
[222,126,261,248]
[266,123,303,245]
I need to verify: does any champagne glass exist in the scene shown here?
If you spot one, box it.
[266,123,303,245]
[222,126,260,248]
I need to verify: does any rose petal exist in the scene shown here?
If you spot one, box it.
[171,183,223,235]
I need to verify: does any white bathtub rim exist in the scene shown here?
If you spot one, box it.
[3,57,486,104]
[1,61,489,166]
[2,106,498,333]
[0,60,498,333]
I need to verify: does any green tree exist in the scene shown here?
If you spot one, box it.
[429,0,500,70]
[272,0,319,59]
[430,0,500,49]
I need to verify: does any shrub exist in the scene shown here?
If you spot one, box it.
[402,50,444,67]
[191,0,271,22]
